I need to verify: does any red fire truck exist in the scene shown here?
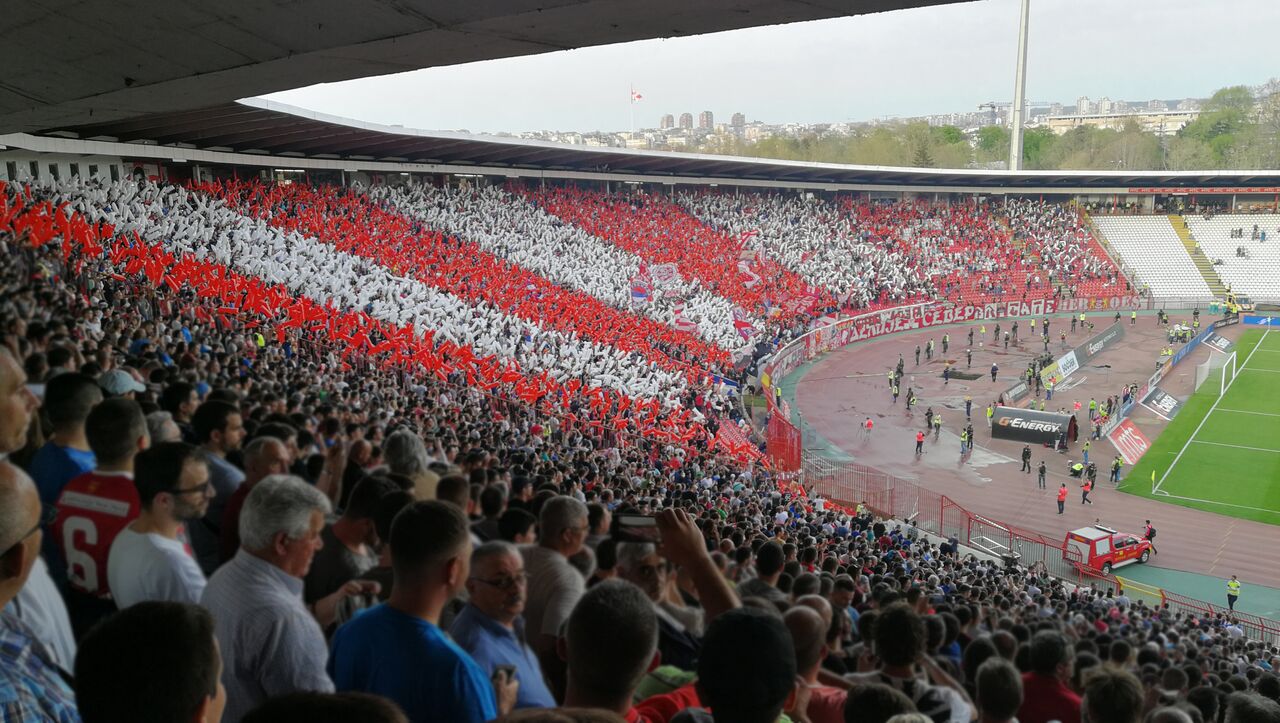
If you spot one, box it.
[1064,524,1153,575]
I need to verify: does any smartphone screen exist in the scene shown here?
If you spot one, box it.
[613,514,662,543]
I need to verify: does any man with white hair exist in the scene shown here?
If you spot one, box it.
[383,429,439,500]
[201,474,376,723]
[145,410,183,444]
[521,494,589,700]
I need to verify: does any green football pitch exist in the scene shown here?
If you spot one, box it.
[1121,328,1280,525]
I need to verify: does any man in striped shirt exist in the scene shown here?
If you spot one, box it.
[844,603,973,723]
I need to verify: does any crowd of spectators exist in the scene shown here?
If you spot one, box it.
[1003,199,1126,298]
[366,182,754,352]
[528,186,823,320]
[677,192,1126,309]
[2,176,1279,723]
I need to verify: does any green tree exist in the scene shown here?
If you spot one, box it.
[911,144,936,168]
[976,125,1011,163]
[1021,127,1057,169]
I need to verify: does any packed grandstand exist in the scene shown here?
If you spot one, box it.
[2,169,1280,723]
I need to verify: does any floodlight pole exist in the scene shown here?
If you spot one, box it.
[1008,0,1031,171]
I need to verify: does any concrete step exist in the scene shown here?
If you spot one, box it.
[1168,215,1229,296]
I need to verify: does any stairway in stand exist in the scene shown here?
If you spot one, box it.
[1168,215,1229,297]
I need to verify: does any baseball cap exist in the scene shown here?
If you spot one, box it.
[99,369,146,396]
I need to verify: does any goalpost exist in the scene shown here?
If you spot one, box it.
[1193,350,1237,398]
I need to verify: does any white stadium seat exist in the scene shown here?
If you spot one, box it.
[1184,214,1280,301]
[1091,216,1214,300]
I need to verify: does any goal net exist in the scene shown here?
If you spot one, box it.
[1193,350,1237,398]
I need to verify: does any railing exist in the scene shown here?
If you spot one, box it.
[803,456,1083,582]
[1159,590,1280,645]
[809,450,1280,643]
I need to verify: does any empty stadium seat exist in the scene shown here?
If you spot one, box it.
[1091,216,1215,300]
[1184,214,1280,300]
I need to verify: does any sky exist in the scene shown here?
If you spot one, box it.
[263,0,1280,134]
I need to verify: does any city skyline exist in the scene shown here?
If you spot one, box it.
[500,90,1221,144]
[263,0,1280,134]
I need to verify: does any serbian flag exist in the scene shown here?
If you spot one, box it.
[630,278,651,306]
[630,263,652,306]
[732,306,757,341]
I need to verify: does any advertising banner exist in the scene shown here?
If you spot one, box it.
[1056,351,1081,379]
[1003,380,1031,405]
[1039,322,1125,386]
[1078,323,1126,364]
[1141,387,1184,421]
[1201,333,1235,354]
[1242,315,1277,326]
[1109,419,1152,465]
[990,407,1075,446]
[1055,296,1147,312]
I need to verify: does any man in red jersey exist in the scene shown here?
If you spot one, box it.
[54,398,149,636]
[1018,630,1080,723]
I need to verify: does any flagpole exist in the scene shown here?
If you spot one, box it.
[629,83,635,133]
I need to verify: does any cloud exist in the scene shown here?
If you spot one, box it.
[264,0,1280,133]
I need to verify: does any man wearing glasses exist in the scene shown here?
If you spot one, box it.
[0,453,80,720]
[107,442,212,608]
[451,540,557,709]
[1,346,80,676]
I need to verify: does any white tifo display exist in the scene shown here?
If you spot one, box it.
[1194,350,1237,397]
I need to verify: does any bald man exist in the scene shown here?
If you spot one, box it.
[0,462,80,719]
[0,348,76,669]
[785,605,847,723]
[219,436,291,563]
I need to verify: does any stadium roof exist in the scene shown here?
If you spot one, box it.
[2,0,967,134]
[32,98,1280,190]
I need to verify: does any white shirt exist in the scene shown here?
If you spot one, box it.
[3,556,76,668]
[107,525,207,608]
[520,545,586,638]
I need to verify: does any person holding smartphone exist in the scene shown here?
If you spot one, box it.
[450,540,556,710]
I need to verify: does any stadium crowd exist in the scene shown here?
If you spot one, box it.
[676,192,1126,308]
[365,182,756,353]
[1003,199,1127,298]
[2,176,1279,723]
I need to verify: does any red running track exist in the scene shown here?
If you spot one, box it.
[794,318,1280,589]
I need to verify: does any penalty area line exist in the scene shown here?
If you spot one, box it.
[1154,328,1269,495]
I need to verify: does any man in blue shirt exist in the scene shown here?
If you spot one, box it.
[329,500,517,722]
[28,372,100,509]
[450,540,556,709]
[27,372,99,588]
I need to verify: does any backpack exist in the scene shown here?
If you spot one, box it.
[1146,527,1157,540]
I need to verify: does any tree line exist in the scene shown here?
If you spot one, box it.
[694,84,1280,171]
